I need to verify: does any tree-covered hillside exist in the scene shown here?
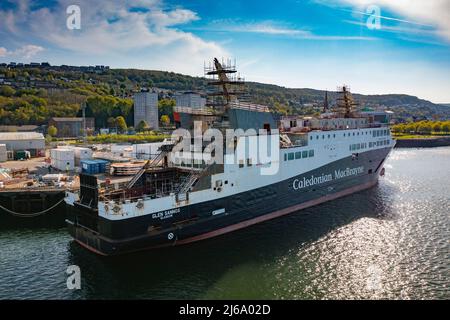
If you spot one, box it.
[0,65,449,127]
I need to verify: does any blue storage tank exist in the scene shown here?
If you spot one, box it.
[81,159,109,174]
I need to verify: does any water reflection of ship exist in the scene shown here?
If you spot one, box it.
[66,183,395,299]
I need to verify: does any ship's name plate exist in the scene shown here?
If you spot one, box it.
[293,166,364,190]
[152,208,181,220]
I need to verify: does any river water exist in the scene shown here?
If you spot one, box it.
[0,147,449,299]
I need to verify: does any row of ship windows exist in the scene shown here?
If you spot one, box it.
[349,139,390,151]
[284,150,315,161]
[310,129,390,141]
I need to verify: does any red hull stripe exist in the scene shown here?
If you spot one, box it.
[75,239,108,256]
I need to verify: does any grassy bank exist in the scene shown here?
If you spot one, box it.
[87,133,170,144]
[393,133,450,140]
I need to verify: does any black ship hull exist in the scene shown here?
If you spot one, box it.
[66,147,391,256]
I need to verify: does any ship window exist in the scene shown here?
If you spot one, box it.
[310,136,313,141]
[224,180,228,184]
[357,132,359,136]
[353,132,355,136]
[295,152,302,159]
[309,150,314,157]
[333,134,336,138]
[328,134,331,139]
[247,158,252,166]
[344,133,346,137]
[349,145,352,151]
[322,135,325,139]
[239,160,244,168]
[284,154,287,161]
[288,153,295,161]
[302,150,308,158]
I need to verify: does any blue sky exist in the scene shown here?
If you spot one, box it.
[0,0,449,102]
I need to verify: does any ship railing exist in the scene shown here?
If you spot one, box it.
[228,101,271,113]
[308,123,386,131]
[100,190,176,206]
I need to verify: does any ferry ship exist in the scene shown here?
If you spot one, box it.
[65,59,395,255]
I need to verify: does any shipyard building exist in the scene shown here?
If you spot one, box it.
[48,117,95,137]
[0,132,45,157]
[134,92,159,130]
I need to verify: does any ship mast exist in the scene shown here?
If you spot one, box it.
[335,85,359,118]
[323,90,329,113]
[204,58,247,117]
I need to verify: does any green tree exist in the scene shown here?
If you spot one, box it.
[115,116,127,133]
[432,123,441,133]
[442,122,450,133]
[160,114,170,126]
[48,125,58,137]
[136,120,150,132]
[417,123,432,134]
[107,117,116,128]
[0,85,15,97]
[158,98,175,120]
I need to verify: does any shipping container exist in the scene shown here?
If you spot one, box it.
[81,159,110,174]
[51,158,75,171]
[51,148,75,162]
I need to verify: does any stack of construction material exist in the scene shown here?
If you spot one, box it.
[42,174,64,182]
[51,148,75,171]
[111,145,133,157]
[132,142,166,160]
[110,162,145,176]
[0,144,7,162]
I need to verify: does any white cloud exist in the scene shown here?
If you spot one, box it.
[337,0,450,41]
[0,0,227,74]
[0,44,45,59]
[15,44,45,59]
[199,20,375,40]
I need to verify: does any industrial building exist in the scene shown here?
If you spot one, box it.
[0,132,45,157]
[174,91,206,109]
[0,144,6,162]
[133,92,159,130]
[48,117,95,137]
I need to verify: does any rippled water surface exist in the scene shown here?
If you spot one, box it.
[0,148,449,299]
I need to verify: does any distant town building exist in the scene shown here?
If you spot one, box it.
[48,117,95,137]
[134,92,159,130]
[174,92,206,109]
[0,132,45,157]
